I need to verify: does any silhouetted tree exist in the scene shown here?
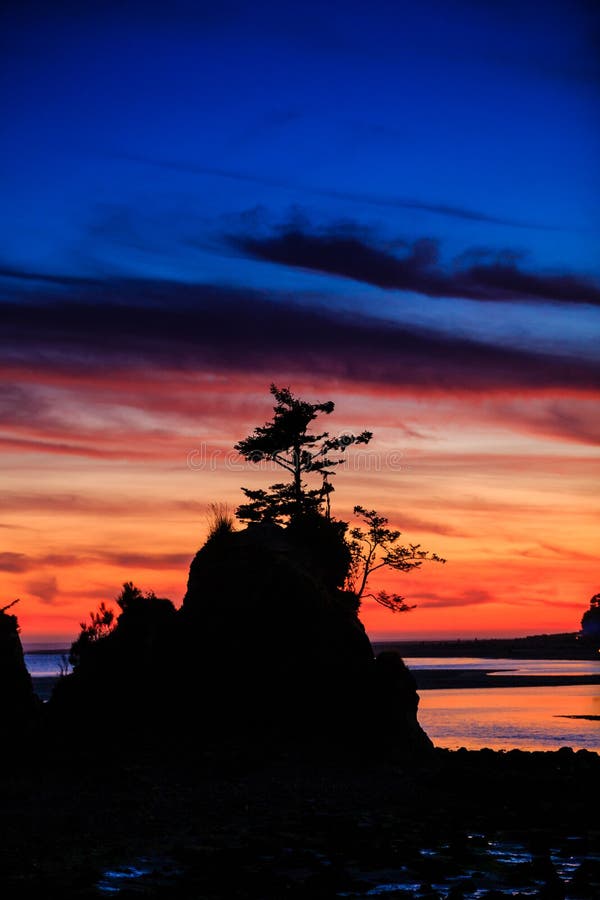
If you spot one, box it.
[69,601,115,668]
[68,582,176,670]
[53,583,179,739]
[233,385,446,617]
[581,592,600,648]
[235,384,372,523]
[346,506,445,612]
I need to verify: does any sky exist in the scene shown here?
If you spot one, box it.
[1,0,599,644]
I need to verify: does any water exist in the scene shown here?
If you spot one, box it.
[335,834,600,899]
[406,657,600,752]
[24,653,600,752]
[25,650,69,677]
[404,657,600,677]
[98,839,600,897]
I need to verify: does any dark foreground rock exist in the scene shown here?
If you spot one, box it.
[0,743,598,898]
[180,523,432,753]
[0,603,40,733]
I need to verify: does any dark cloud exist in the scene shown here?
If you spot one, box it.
[524,401,600,446]
[0,384,51,427]
[386,515,468,538]
[26,575,59,605]
[101,551,192,569]
[0,548,191,574]
[415,588,493,608]
[0,552,30,573]
[231,225,600,306]
[1,279,598,393]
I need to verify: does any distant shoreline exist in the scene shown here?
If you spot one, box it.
[373,631,598,661]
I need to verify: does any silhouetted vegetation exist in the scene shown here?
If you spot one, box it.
[235,383,372,522]
[68,600,115,668]
[347,506,445,612]
[581,592,600,649]
[205,501,235,540]
[236,384,444,615]
[49,582,178,738]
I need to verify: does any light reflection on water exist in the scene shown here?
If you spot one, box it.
[338,835,599,898]
[25,651,69,677]
[404,657,600,676]
[418,683,600,751]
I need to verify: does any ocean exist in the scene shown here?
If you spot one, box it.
[24,652,600,752]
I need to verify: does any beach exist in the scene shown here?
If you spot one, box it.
[2,739,599,898]
[6,647,598,896]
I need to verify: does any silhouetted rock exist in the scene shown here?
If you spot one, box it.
[181,522,433,754]
[0,605,40,736]
[373,651,434,754]
[49,589,179,738]
[581,592,600,649]
[46,521,432,755]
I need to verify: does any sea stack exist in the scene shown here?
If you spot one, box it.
[181,522,433,755]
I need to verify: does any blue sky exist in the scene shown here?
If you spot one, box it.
[2,0,598,289]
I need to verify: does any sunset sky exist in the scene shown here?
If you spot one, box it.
[1,0,598,645]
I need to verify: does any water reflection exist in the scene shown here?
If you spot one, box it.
[405,657,600,676]
[418,684,600,751]
[338,834,600,898]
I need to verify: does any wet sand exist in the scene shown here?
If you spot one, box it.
[413,669,600,690]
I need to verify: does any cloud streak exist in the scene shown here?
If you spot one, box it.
[118,154,567,230]
[412,588,494,608]
[0,549,193,573]
[1,280,598,394]
[231,225,600,306]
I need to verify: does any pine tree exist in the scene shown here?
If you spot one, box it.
[235,384,372,523]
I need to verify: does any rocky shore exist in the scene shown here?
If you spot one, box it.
[1,740,598,898]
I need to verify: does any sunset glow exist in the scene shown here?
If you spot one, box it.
[1,1,598,645]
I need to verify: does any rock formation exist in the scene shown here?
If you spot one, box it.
[0,602,40,735]
[181,522,433,754]
[48,521,433,756]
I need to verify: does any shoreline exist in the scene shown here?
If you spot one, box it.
[373,632,598,660]
[413,669,600,690]
[2,740,599,897]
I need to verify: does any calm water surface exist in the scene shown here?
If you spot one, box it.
[417,683,600,752]
[25,650,69,677]
[404,657,600,752]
